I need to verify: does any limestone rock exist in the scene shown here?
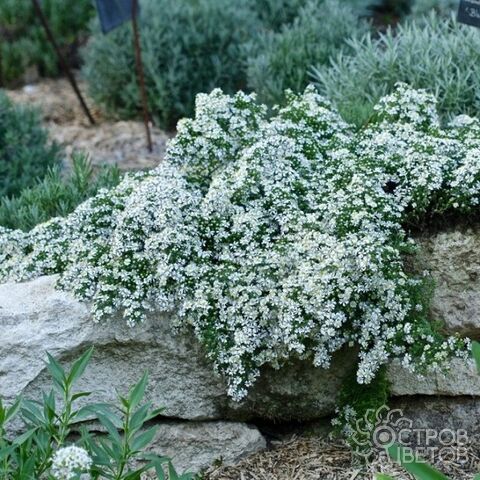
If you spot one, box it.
[146,421,266,474]
[416,227,480,337]
[389,358,480,396]
[0,275,354,422]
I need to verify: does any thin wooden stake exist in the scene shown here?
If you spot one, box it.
[31,0,95,125]
[131,0,152,152]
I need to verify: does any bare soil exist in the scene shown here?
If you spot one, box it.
[6,77,171,171]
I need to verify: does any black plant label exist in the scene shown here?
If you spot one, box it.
[458,0,480,27]
[95,0,136,34]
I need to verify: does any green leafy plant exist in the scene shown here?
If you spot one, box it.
[0,348,192,480]
[247,0,309,30]
[0,91,61,198]
[313,12,480,126]
[0,154,121,231]
[409,0,457,17]
[0,0,94,86]
[82,0,259,130]
[245,0,370,107]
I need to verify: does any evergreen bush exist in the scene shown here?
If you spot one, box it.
[312,13,480,126]
[0,154,120,231]
[82,0,259,130]
[0,92,60,198]
[246,0,369,107]
[0,0,93,86]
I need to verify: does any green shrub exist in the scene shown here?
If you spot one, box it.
[82,0,259,130]
[0,348,192,479]
[312,12,480,126]
[0,154,121,231]
[0,0,94,86]
[246,0,369,107]
[0,91,60,198]
[409,0,457,17]
[248,0,309,30]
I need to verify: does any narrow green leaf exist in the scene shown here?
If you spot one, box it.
[67,346,94,386]
[169,462,180,480]
[145,406,165,422]
[96,413,122,445]
[154,460,166,480]
[376,475,397,480]
[45,352,67,394]
[386,444,450,480]
[71,391,92,402]
[5,396,22,423]
[472,341,480,374]
[130,403,151,432]
[131,426,158,452]
[128,372,148,409]
[12,427,38,445]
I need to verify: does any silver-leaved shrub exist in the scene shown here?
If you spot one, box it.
[0,83,476,400]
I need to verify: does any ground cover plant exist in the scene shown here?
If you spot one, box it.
[0,0,93,86]
[313,12,480,126]
[82,0,259,130]
[0,348,192,479]
[0,84,476,407]
[0,154,121,231]
[0,91,60,198]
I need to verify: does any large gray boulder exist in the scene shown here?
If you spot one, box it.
[0,275,354,422]
[145,421,266,473]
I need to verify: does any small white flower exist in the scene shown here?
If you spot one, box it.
[51,445,92,480]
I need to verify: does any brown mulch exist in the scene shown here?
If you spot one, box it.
[5,77,171,171]
[203,435,480,480]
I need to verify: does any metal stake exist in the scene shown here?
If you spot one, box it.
[131,0,152,152]
[31,0,95,125]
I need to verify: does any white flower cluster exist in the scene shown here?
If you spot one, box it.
[51,445,92,480]
[0,83,475,400]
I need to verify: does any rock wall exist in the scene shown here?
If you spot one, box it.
[1,226,479,471]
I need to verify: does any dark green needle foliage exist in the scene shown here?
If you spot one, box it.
[0,154,121,231]
[0,0,94,86]
[0,92,60,198]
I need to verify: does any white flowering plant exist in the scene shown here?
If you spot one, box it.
[0,83,476,405]
[0,348,192,480]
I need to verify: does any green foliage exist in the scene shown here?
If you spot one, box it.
[0,348,192,480]
[409,0,457,17]
[245,0,370,107]
[313,12,480,126]
[0,0,94,86]
[248,0,309,30]
[82,0,259,130]
[0,154,121,231]
[0,91,60,198]
[332,366,390,452]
